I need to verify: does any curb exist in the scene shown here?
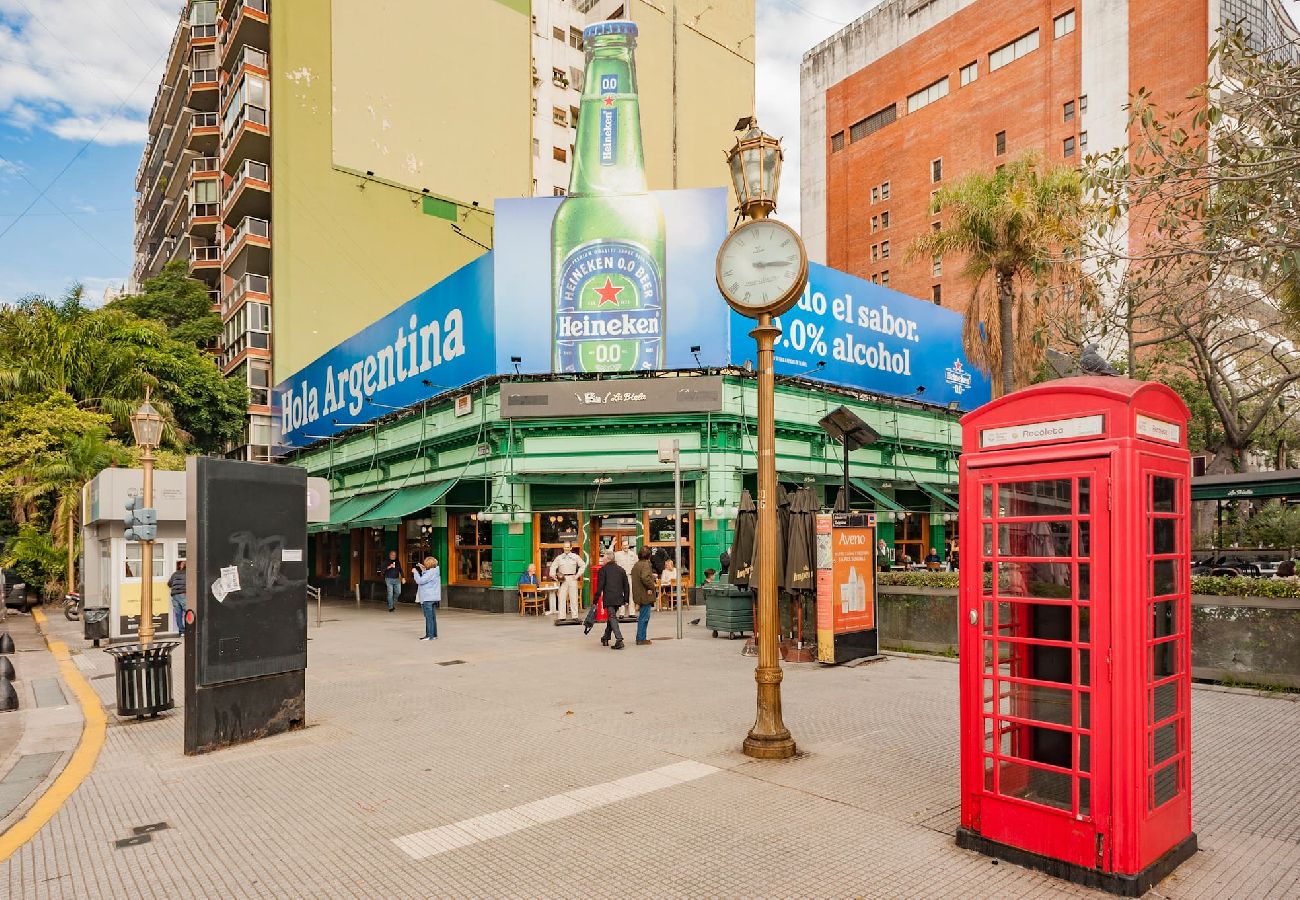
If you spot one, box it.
[0,609,107,863]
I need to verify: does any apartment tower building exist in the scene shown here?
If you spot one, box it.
[800,0,1298,313]
[132,0,273,461]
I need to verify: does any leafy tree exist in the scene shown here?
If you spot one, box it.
[908,154,1087,396]
[20,428,127,593]
[1,524,65,595]
[110,260,221,348]
[1087,30,1300,473]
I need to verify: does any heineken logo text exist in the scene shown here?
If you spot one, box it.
[600,108,617,165]
[558,311,660,338]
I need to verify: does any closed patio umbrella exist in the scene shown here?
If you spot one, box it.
[729,489,757,589]
[783,486,816,595]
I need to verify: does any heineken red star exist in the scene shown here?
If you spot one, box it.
[552,20,665,373]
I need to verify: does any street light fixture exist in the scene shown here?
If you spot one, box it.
[129,389,165,646]
[717,117,806,760]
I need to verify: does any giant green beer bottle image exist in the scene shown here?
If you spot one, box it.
[552,20,665,372]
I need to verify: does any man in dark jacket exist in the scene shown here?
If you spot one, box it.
[630,546,657,645]
[168,560,187,636]
[593,552,628,649]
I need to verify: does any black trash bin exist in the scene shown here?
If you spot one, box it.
[104,642,178,718]
[83,607,110,647]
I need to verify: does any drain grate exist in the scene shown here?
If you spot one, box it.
[436,659,466,667]
[133,822,170,835]
[114,835,150,849]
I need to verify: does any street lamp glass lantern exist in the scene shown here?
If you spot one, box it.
[130,400,165,448]
[726,120,783,218]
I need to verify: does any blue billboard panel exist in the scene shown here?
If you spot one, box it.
[493,187,731,374]
[275,254,494,451]
[735,263,991,410]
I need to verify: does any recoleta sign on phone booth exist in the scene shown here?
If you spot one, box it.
[274,195,989,452]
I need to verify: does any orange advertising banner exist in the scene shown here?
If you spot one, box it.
[831,524,875,633]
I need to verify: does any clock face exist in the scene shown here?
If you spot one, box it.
[715,218,808,317]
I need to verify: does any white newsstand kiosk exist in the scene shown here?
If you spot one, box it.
[82,467,330,641]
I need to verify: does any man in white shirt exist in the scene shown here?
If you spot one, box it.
[548,541,587,619]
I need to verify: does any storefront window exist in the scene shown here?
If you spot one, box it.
[315,533,342,578]
[453,514,493,584]
[405,519,433,572]
[895,513,930,566]
[644,509,693,581]
[537,511,583,576]
[123,542,165,579]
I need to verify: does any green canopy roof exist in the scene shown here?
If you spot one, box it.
[507,469,704,486]
[916,481,958,510]
[314,490,395,533]
[1192,470,1300,501]
[850,478,904,512]
[351,480,457,529]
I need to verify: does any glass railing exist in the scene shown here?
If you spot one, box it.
[223,216,270,254]
[192,245,221,263]
[192,112,218,129]
[191,68,218,88]
[223,102,268,139]
[191,156,218,174]
[221,273,271,316]
[192,24,217,39]
[236,46,268,70]
[191,202,219,220]
[229,159,269,196]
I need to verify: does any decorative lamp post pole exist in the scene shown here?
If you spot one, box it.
[129,390,166,646]
[716,117,808,760]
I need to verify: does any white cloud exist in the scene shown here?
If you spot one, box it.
[0,0,177,145]
[756,0,882,231]
[0,155,22,178]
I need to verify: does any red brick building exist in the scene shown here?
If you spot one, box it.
[799,0,1296,315]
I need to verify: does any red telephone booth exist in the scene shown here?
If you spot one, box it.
[956,378,1197,896]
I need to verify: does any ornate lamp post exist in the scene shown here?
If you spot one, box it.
[129,390,165,646]
[716,118,807,760]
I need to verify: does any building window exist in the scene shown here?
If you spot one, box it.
[849,103,898,142]
[931,158,943,182]
[570,106,580,128]
[570,66,584,91]
[553,106,568,126]
[248,360,271,406]
[907,76,950,114]
[553,186,566,196]
[453,514,493,585]
[880,270,890,286]
[871,186,879,203]
[871,215,879,233]
[995,130,1006,155]
[880,240,890,258]
[932,256,943,277]
[552,66,567,87]
[536,511,583,575]
[1063,136,1076,157]
[932,284,942,305]
[831,130,845,152]
[570,26,584,49]
[960,61,978,86]
[1064,100,1075,122]
[532,138,540,156]
[553,26,565,41]
[1080,130,1088,150]
[930,189,940,212]
[872,244,879,262]
[1054,9,1076,38]
[871,274,879,284]
[881,180,891,200]
[1079,94,1088,112]
[553,146,567,162]
[989,29,1040,71]
[645,509,694,582]
[881,211,890,229]
[932,220,941,231]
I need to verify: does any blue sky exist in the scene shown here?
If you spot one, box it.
[1,0,1296,304]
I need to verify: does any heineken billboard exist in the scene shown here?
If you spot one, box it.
[273,19,989,452]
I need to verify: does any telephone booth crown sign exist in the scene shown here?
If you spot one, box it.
[956,378,1196,896]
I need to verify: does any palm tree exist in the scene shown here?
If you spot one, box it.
[21,428,127,595]
[909,154,1085,396]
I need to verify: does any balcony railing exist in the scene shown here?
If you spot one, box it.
[192,245,221,263]
[192,24,217,39]
[229,159,269,196]
[192,111,218,129]
[191,68,218,89]
[221,272,270,317]
[223,102,267,140]
[191,156,218,174]
[234,45,268,70]
[223,216,270,254]
[207,289,221,307]
[192,202,220,220]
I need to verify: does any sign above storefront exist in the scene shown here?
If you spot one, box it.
[501,375,724,419]
[979,414,1106,449]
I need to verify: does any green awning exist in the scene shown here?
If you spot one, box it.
[916,481,958,510]
[1192,470,1300,501]
[850,478,904,512]
[507,469,705,486]
[351,480,457,528]
[321,491,394,531]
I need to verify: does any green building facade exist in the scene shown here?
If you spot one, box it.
[292,372,960,613]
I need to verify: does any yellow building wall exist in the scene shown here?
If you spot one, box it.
[273,0,754,383]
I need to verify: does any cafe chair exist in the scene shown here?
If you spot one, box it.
[518,584,543,617]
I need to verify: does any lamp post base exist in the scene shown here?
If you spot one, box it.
[743,731,797,759]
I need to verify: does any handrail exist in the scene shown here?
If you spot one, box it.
[307,583,322,628]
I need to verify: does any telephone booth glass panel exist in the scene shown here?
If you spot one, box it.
[974,459,1108,862]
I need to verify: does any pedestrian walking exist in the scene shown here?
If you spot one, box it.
[630,546,656,645]
[548,541,586,619]
[590,551,627,649]
[613,538,637,615]
[412,556,441,641]
[168,560,187,636]
[381,550,404,612]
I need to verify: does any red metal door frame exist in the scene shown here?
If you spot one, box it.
[960,454,1112,870]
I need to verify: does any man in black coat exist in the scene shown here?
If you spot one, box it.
[592,552,628,649]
